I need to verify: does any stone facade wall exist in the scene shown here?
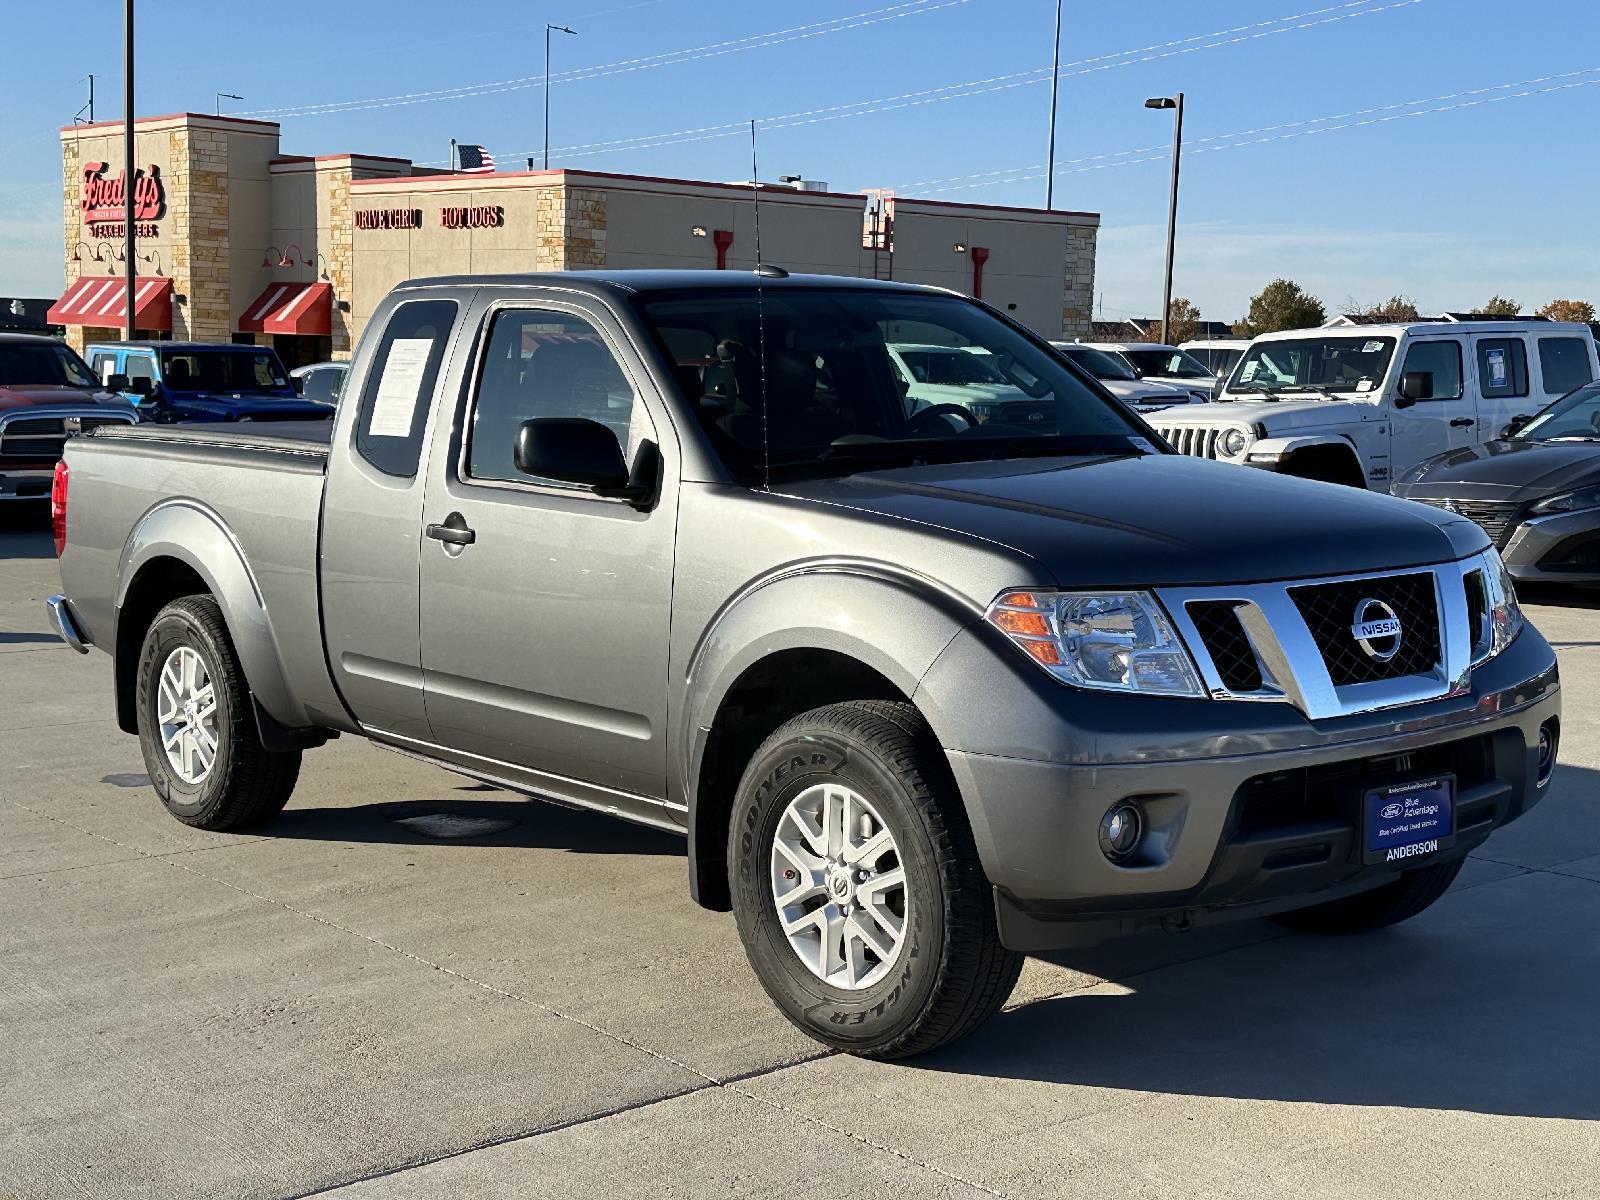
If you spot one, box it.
[169,126,233,343]
[534,185,608,270]
[326,169,355,357]
[1061,224,1098,339]
[60,139,85,354]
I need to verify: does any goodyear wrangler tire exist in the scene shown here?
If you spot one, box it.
[730,700,1022,1059]
[135,596,301,831]
[1271,856,1466,935]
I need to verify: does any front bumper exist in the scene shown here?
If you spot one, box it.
[1501,508,1600,584]
[0,466,55,501]
[917,621,1561,951]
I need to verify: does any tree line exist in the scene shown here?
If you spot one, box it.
[1157,286,1596,342]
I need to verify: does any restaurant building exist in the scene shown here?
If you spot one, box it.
[56,113,1099,365]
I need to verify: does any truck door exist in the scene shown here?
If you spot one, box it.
[1390,337,1473,475]
[415,297,677,811]
[1471,335,1533,439]
[321,295,467,742]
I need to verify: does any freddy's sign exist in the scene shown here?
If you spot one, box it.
[81,162,165,224]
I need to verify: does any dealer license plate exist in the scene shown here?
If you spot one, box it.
[1364,776,1455,865]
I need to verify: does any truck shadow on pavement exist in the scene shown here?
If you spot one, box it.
[264,795,687,858]
[918,764,1600,1121]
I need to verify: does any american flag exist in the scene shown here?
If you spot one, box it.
[457,143,495,174]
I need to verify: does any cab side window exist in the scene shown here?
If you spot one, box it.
[124,354,156,385]
[1538,337,1594,397]
[354,299,459,479]
[465,307,645,489]
[90,352,115,382]
[1475,339,1528,399]
[1400,340,1463,401]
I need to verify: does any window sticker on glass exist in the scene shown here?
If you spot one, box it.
[1362,341,1384,354]
[1486,347,1508,388]
[1127,437,1158,455]
[367,338,432,438]
[1357,378,1374,392]
[1240,361,1259,381]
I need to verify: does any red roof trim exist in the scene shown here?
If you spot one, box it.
[350,167,867,202]
[889,196,1099,219]
[62,111,280,134]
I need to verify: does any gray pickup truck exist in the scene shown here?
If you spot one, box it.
[49,271,1561,1059]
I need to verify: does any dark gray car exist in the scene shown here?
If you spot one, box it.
[1396,381,1600,583]
[48,271,1562,1059]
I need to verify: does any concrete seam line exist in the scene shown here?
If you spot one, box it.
[0,837,271,883]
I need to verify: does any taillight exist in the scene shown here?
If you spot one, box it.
[51,460,69,557]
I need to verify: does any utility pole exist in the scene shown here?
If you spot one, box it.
[1145,92,1184,345]
[544,23,576,169]
[1045,0,1062,210]
[123,0,136,340]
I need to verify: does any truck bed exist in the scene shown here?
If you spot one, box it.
[87,419,333,460]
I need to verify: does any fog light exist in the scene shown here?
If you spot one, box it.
[1537,721,1559,789]
[1099,802,1143,862]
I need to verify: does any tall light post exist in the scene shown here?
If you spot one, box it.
[543,23,577,170]
[216,92,243,115]
[1044,0,1062,209]
[123,0,136,340]
[1145,92,1184,346]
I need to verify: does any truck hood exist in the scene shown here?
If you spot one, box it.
[779,453,1486,588]
[0,384,124,410]
[1154,397,1374,432]
[1396,438,1600,502]
[1097,379,1195,408]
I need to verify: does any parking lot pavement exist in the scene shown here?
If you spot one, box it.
[2,504,1597,1199]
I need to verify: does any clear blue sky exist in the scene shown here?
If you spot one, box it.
[3,0,1597,323]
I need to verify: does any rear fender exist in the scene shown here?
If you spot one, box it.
[115,499,313,732]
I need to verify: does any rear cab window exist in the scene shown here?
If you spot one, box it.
[354,299,460,478]
[1538,337,1595,397]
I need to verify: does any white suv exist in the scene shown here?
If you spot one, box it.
[1146,320,1600,489]
[1050,342,1198,412]
[1082,343,1217,403]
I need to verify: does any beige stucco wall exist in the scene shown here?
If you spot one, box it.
[887,201,1099,339]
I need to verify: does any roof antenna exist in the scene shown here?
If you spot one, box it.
[751,118,772,490]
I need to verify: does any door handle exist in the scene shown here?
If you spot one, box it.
[425,513,476,546]
[1449,418,1476,428]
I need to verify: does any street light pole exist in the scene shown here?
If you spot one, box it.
[1146,92,1184,345]
[1045,0,1062,210]
[123,0,136,341]
[543,24,576,170]
[216,92,243,116]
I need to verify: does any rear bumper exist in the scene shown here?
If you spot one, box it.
[920,624,1561,951]
[1501,508,1600,584]
[0,467,55,501]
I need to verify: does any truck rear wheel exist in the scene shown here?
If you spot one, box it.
[729,700,1022,1059]
[135,596,300,831]
[1271,857,1465,934]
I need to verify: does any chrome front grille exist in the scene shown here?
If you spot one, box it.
[1160,557,1488,721]
[0,411,135,462]
[1155,424,1222,459]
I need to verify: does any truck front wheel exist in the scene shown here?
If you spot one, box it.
[1271,857,1465,934]
[135,596,301,830]
[729,700,1022,1059]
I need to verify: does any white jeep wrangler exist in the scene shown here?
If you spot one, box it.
[1148,319,1600,490]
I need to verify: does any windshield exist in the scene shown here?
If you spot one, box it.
[1053,343,1137,381]
[1231,336,1396,395]
[637,288,1147,482]
[0,341,98,388]
[1121,348,1212,379]
[159,349,289,392]
[1520,382,1600,441]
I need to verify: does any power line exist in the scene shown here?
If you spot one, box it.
[238,0,969,119]
[450,0,1420,166]
[905,67,1600,196]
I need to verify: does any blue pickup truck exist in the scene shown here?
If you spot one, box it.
[85,342,333,423]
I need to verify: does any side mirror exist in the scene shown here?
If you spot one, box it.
[1502,414,1534,438]
[1396,370,1433,407]
[514,417,657,506]
[127,377,154,398]
[292,376,306,396]
[106,373,130,392]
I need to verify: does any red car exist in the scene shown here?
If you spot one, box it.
[0,333,137,501]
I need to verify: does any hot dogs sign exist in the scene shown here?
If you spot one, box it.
[81,162,165,237]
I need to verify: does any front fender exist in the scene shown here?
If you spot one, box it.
[116,499,311,730]
[1245,433,1358,467]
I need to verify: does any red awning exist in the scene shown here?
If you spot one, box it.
[47,275,173,330]
[238,281,333,337]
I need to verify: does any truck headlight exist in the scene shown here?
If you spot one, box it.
[1220,428,1250,457]
[986,591,1205,697]
[1470,548,1524,665]
[1530,486,1600,516]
